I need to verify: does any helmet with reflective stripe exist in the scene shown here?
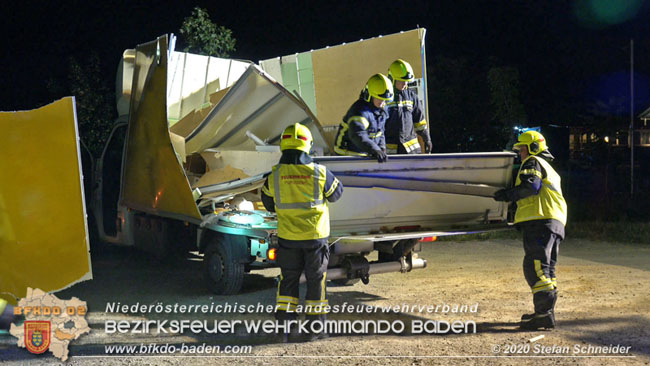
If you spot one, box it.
[514,130,548,155]
[280,123,313,153]
[388,59,415,82]
[363,73,393,102]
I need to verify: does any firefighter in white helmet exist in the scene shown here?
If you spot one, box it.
[494,131,567,330]
[385,59,432,154]
[334,74,393,162]
[261,123,343,341]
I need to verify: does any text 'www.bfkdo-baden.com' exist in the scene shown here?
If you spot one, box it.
[104,343,252,355]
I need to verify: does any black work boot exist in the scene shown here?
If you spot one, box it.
[297,315,328,342]
[521,310,555,321]
[522,290,559,320]
[526,290,558,319]
[520,312,536,321]
[520,312,555,330]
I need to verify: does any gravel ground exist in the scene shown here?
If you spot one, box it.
[1,238,648,365]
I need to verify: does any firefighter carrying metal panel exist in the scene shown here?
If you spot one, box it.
[494,131,567,330]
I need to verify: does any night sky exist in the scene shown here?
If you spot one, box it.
[2,0,650,124]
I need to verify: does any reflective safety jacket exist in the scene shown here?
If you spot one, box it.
[385,88,429,154]
[334,99,387,156]
[262,160,342,240]
[514,155,567,225]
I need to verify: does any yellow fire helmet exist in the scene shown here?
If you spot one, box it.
[363,73,394,102]
[280,123,313,153]
[388,59,415,82]
[514,130,548,155]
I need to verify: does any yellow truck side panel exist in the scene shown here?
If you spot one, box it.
[120,36,201,221]
[0,97,92,304]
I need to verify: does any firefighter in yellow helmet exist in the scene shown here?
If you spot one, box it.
[334,74,393,162]
[494,130,567,330]
[385,59,432,154]
[261,123,343,341]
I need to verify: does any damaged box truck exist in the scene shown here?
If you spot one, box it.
[90,30,515,295]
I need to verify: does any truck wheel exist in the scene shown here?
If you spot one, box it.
[331,278,360,286]
[204,242,244,295]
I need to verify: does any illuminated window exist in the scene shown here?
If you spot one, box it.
[640,132,650,146]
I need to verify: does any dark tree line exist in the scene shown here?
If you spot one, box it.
[429,56,527,153]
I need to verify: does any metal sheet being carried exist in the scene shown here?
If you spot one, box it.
[120,35,201,222]
[196,151,515,235]
[184,65,332,155]
[0,97,92,304]
[314,153,515,235]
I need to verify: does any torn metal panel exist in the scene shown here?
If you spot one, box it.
[260,29,428,145]
[169,101,219,139]
[200,150,281,178]
[314,29,426,128]
[169,132,186,164]
[193,166,251,189]
[328,187,507,235]
[196,174,267,200]
[260,53,317,114]
[184,65,332,155]
[167,52,250,124]
[334,226,510,243]
[314,153,515,235]
[120,35,201,221]
[201,150,515,235]
[0,97,92,304]
[315,152,514,196]
[116,49,136,117]
[193,150,281,202]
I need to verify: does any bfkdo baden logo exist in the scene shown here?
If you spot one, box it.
[9,288,90,361]
[25,321,51,354]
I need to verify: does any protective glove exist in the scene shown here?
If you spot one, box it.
[373,149,388,163]
[493,189,509,202]
[424,139,433,153]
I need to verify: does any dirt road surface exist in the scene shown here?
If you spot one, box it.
[1,238,648,365]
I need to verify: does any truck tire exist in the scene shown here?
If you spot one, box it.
[204,241,245,295]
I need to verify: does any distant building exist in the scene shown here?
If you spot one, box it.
[569,107,650,157]
[637,106,650,146]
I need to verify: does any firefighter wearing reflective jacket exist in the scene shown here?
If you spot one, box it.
[261,123,343,339]
[494,131,567,330]
[385,59,432,154]
[334,73,393,162]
